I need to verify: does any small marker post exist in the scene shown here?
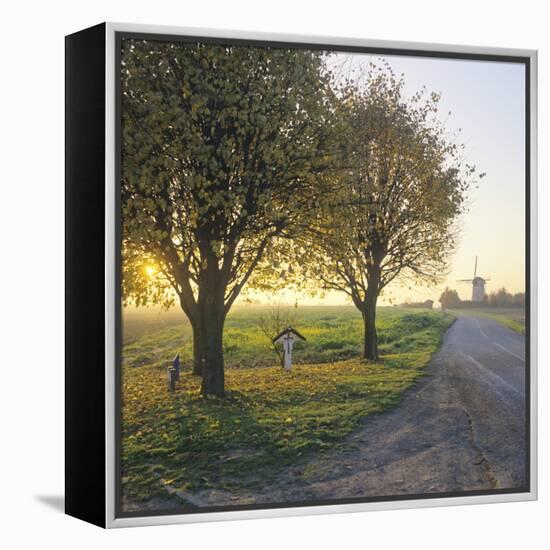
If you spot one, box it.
[172,353,180,381]
[167,367,177,391]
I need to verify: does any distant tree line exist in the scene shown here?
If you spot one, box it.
[487,288,525,308]
[399,299,434,309]
[439,287,525,310]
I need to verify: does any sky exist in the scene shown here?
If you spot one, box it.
[247,51,526,307]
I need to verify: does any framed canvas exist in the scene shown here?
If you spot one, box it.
[65,22,538,528]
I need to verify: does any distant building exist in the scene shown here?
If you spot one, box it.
[471,277,487,302]
[458,256,490,302]
[401,299,434,309]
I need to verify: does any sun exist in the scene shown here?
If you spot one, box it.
[144,264,157,278]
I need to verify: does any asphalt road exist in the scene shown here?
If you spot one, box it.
[439,314,526,489]
[188,314,527,507]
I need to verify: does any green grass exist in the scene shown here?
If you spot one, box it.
[123,305,451,370]
[454,308,525,334]
[121,307,455,503]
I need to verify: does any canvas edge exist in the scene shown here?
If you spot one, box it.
[528,49,538,503]
[103,21,538,529]
[105,21,116,530]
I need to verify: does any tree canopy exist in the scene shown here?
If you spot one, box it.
[121,39,336,394]
[121,41,484,392]
[300,65,483,358]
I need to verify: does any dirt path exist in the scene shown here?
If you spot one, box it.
[184,315,526,507]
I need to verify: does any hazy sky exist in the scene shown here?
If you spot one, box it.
[248,52,526,307]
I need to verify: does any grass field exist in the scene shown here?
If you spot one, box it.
[121,306,455,505]
[452,307,525,334]
[123,305,452,370]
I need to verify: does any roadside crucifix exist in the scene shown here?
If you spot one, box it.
[273,327,306,371]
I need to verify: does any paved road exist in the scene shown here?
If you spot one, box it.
[188,314,527,507]
[439,314,526,489]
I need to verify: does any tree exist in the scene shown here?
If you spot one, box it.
[439,287,462,309]
[306,65,482,360]
[488,287,523,308]
[120,39,335,396]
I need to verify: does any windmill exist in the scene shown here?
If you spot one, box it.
[458,256,490,302]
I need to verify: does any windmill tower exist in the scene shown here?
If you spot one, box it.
[458,256,490,302]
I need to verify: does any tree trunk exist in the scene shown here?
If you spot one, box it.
[191,323,205,376]
[183,299,225,395]
[198,307,225,396]
[362,292,379,361]
[191,257,226,396]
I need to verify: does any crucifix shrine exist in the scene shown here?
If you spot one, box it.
[273,326,306,371]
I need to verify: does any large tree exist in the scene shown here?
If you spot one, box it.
[121,39,334,395]
[307,65,483,360]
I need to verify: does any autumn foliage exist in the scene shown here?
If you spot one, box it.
[121,41,481,395]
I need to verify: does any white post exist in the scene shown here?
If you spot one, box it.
[283,334,294,371]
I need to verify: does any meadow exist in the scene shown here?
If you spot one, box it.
[451,307,525,334]
[123,305,451,370]
[121,306,455,506]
